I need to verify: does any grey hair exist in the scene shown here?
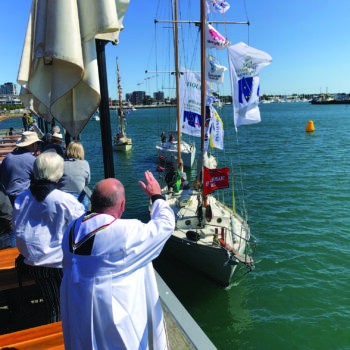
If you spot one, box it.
[33,152,64,182]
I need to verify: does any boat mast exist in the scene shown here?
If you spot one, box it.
[173,0,182,165]
[117,57,124,137]
[200,0,206,177]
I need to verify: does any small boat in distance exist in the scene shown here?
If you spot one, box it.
[156,132,196,169]
[113,58,132,152]
[310,93,350,105]
[91,112,100,121]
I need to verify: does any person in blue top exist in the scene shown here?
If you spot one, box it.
[0,131,42,206]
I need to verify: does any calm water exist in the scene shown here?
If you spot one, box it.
[4,103,350,349]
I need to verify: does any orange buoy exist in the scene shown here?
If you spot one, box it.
[305,120,315,132]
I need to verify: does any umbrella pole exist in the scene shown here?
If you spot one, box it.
[96,39,115,179]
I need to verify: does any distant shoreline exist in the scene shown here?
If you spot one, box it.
[110,104,176,110]
[0,114,23,122]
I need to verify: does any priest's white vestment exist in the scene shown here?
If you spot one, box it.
[60,198,175,349]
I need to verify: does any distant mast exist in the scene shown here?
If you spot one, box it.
[173,0,182,165]
[117,57,125,137]
[200,0,206,180]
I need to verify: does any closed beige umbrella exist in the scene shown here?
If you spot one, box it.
[17,0,129,138]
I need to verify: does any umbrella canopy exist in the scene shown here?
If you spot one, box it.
[17,0,129,138]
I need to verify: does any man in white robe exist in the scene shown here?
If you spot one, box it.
[60,171,175,349]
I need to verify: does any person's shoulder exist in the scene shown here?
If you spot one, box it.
[77,159,89,166]
[116,218,143,231]
[50,189,79,203]
[14,189,32,208]
[51,190,85,211]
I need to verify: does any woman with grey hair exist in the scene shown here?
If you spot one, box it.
[13,152,85,323]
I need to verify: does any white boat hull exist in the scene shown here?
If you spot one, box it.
[162,188,254,286]
[113,136,132,151]
[156,141,196,168]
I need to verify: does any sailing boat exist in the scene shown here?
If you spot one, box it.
[113,58,132,151]
[157,0,270,286]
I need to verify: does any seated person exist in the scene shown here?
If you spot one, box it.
[165,166,176,190]
[168,134,174,143]
[0,183,14,249]
[41,125,60,146]
[0,131,42,205]
[192,176,201,190]
[58,141,90,209]
[43,132,64,157]
[178,163,190,190]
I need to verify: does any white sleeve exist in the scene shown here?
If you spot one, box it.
[123,199,175,271]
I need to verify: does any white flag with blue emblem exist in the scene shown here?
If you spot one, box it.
[206,0,230,14]
[206,56,227,84]
[228,42,272,128]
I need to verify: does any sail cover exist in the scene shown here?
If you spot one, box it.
[17,0,129,138]
[228,42,272,128]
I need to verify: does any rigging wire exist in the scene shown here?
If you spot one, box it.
[234,130,248,222]
[243,0,250,45]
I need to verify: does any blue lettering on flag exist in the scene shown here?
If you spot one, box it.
[238,77,253,103]
[184,111,201,128]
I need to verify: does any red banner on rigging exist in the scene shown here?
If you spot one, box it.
[203,166,229,196]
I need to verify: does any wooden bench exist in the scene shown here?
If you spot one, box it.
[0,148,15,156]
[0,322,64,349]
[0,137,20,143]
[0,248,35,292]
[0,143,18,148]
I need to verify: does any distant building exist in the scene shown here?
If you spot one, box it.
[153,91,164,101]
[131,91,145,105]
[5,98,22,105]
[125,93,132,102]
[0,82,18,95]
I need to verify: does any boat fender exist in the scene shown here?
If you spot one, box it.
[156,165,165,172]
[186,231,200,242]
[219,238,233,251]
[196,204,203,223]
[205,204,213,222]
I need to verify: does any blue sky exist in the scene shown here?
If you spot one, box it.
[1,0,350,99]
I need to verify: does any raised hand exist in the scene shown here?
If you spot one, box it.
[138,171,161,198]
